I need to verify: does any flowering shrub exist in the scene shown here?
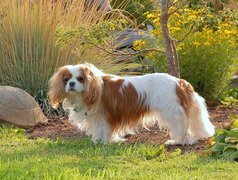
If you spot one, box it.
[111,0,156,26]
[139,6,238,99]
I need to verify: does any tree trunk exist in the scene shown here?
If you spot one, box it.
[214,0,223,11]
[160,0,180,77]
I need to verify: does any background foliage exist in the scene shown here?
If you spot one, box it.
[111,0,157,26]
[0,0,237,107]
[137,2,238,99]
[0,0,130,113]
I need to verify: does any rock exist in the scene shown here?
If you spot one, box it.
[112,28,155,50]
[230,75,238,88]
[0,86,48,127]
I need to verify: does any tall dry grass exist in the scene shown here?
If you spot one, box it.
[0,0,129,112]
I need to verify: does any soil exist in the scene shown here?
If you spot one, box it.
[25,106,237,153]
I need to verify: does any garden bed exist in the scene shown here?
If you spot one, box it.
[25,106,237,153]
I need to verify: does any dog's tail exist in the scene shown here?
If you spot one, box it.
[176,79,215,140]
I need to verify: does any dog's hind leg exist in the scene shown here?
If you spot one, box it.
[159,104,195,145]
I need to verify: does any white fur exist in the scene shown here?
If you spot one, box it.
[58,64,215,145]
[64,65,84,94]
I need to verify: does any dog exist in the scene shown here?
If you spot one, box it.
[48,63,215,145]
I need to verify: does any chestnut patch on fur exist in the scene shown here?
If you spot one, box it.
[80,66,102,109]
[61,69,73,84]
[176,79,195,115]
[102,76,149,134]
[48,68,72,108]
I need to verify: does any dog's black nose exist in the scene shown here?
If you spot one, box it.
[69,81,75,87]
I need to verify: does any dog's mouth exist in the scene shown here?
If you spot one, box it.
[67,88,77,94]
[67,88,82,94]
[69,88,75,91]
[66,87,82,94]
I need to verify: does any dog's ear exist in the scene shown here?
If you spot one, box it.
[48,68,68,108]
[80,66,102,109]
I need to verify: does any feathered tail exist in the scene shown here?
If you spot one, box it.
[176,79,215,140]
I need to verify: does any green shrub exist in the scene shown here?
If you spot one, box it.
[179,32,237,99]
[178,9,238,99]
[142,6,238,99]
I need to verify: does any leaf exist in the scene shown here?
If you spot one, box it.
[226,128,238,138]
[223,145,237,152]
[214,129,229,143]
[216,128,228,135]
[232,151,238,161]
[231,119,238,129]
[225,137,238,144]
[206,143,227,155]
[214,133,227,143]
[219,150,238,161]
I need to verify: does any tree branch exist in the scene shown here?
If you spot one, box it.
[160,0,180,77]
[168,0,180,8]
[176,23,196,44]
[88,42,165,57]
[168,1,188,17]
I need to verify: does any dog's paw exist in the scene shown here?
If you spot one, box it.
[110,135,126,143]
[165,137,196,146]
[165,139,178,145]
[184,137,196,145]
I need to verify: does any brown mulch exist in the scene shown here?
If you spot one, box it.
[25,106,237,153]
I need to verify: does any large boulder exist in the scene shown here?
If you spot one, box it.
[0,86,48,127]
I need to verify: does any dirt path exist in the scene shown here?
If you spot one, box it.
[25,106,237,153]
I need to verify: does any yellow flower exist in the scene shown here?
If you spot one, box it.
[146,13,156,19]
[188,15,197,20]
[224,30,232,35]
[193,41,200,46]
[206,14,214,18]
[204,41,211,46]
[178,42,185,48]
[152,29,161,36]
[222,23,230,27]
[153,18,159,24]
[133,40,146,51]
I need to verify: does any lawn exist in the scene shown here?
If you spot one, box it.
[0,127,237,180]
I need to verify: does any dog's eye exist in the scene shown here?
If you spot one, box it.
[77,77,84,83]
[63,77,69,83]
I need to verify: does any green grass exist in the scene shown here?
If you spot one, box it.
[0,127,237,179]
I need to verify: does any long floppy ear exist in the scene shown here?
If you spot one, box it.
[81,66,102,109]
[48,68,67,108]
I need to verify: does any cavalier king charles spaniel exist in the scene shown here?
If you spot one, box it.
[48,63,215,145]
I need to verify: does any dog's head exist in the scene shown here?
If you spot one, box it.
[48,63,103,109]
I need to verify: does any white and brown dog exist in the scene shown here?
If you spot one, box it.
[48,63,215,145]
